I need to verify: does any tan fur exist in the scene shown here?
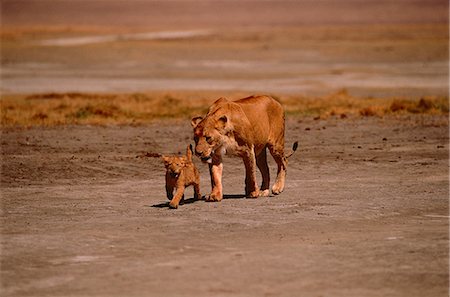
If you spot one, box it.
[162,145,201,209]
[191,95,297,201]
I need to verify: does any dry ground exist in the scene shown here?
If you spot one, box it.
[1,1,449,296]
[1,115,448,297]
[2,24,448,97]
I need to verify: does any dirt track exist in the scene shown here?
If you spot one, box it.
[1,116,448,296]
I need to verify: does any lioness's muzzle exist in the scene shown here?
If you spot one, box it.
[200,156,212,163]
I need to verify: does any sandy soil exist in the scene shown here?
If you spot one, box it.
[2,0,447,27]
[2,24,448,97]
[1,115,448,296]
[1,1,448,296]
[1,1,448,97]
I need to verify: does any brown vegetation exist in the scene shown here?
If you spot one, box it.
[1,91,448,128]
[280,89,448,119]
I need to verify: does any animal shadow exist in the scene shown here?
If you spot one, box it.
[149,193,247,208]
[223,194,246,199]
[150,197,198,208]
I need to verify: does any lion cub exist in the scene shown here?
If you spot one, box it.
[162,144,201,209]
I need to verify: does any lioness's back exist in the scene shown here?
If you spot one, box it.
[235,94,282,113]
[233,95,285,145]
[235,95,283,121]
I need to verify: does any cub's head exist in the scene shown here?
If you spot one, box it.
[162,155,186,177]
[191,114,230,163]
[162,145,193,177]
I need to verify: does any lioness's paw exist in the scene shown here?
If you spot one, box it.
[271,185,284,195]
[247,190,260,199]
[205,193,223,202]
[259,189,270,197]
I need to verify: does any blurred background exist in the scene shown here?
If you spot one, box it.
[1,0,448,98]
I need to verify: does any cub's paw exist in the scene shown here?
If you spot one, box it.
[169,202,179,209]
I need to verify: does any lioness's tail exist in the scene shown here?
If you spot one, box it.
[286,141,298,159]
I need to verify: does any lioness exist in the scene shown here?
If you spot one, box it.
[191,95,297,201]
[162,144,201,209]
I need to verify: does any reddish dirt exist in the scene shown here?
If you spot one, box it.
[1,116,448,296]
[2,0,447,27]
[1,1,448,97]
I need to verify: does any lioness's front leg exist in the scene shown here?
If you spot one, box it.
[207,157,223,202]
[243,147,259,198]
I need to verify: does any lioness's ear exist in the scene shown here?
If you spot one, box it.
[218,115,228,130]
[191,116,203,128]
[214,97,228,105]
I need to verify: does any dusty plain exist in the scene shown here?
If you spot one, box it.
[1,115,449,297]
[1,1,449,296]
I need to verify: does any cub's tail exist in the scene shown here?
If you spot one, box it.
[286,141,298,159]
[186,144,193,162]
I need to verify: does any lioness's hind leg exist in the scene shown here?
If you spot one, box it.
[256,148,270,197]
[268,144,287,195]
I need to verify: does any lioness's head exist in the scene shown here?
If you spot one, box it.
[191,114,230,163]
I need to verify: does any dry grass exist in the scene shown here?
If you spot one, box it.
[0,92,211,128]
[1,90,448,128]
[280,90,449,119]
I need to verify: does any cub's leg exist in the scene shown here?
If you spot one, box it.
[165,183,174,200]
[256,148,270,197]
[169,185,185,209]
[193,168,202,200]
[244,147,259,198]
[193,182,202,200]
[268,143,287,195]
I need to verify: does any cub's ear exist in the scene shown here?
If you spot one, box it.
[186,144,193,161]
[191,116,203,128]
[161,156,171,167]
